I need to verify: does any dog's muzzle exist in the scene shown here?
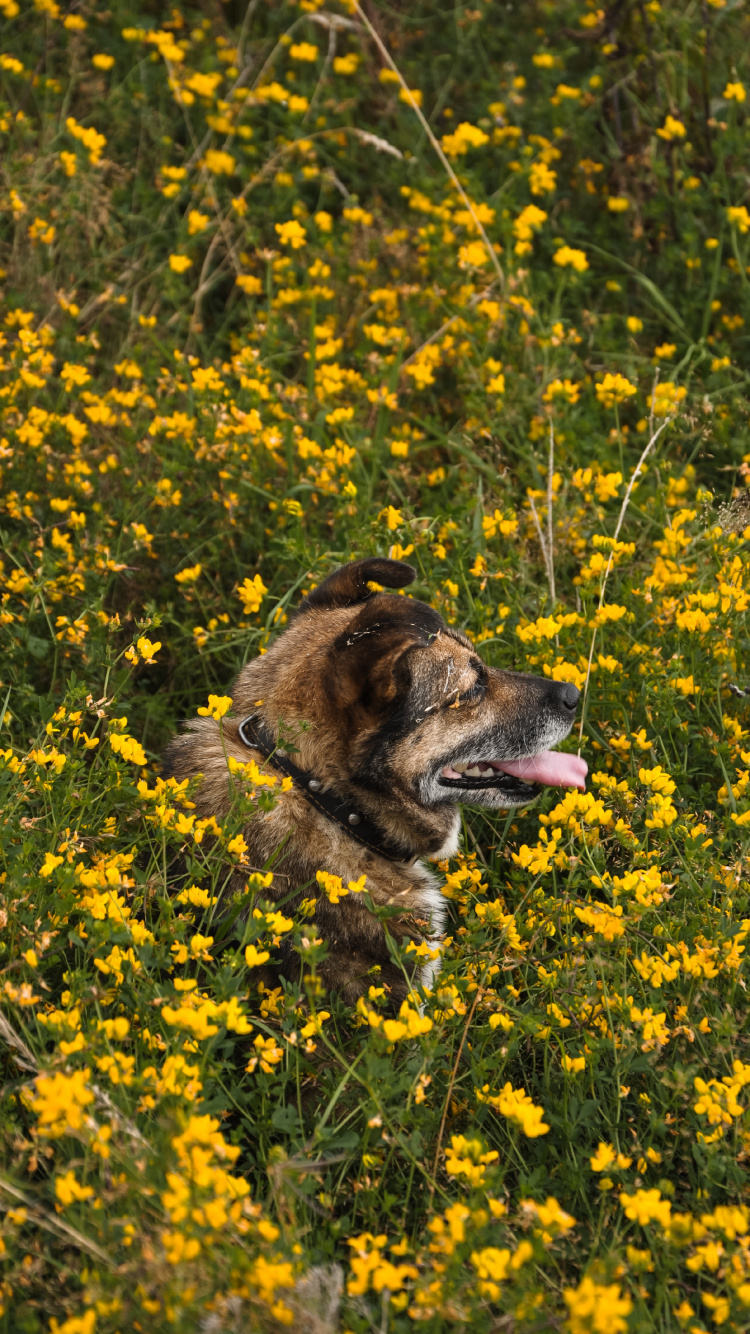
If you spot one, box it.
[437,770,539,798]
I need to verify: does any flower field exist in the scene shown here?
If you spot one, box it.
[2,0,750,1329]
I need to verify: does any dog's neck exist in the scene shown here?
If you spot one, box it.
[238,713,421,864]
[236,712,460,864]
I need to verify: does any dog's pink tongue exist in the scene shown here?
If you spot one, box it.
[497,751,587,790]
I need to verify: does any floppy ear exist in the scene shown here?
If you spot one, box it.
[327,596,443,715]
[297,557,416,615]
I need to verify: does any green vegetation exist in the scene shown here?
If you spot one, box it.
[1,0,750,1330]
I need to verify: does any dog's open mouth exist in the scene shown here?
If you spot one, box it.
[438,750,587,796]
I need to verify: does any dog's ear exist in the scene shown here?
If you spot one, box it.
[297,557,416,615]
[328,596,443,715]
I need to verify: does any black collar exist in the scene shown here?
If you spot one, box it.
[237,715,415,865]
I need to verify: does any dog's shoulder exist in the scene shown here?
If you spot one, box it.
[161,716,239,815]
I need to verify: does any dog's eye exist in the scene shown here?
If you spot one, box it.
[447,672,486,709]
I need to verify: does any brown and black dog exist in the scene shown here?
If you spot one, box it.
[163,558,587,1003]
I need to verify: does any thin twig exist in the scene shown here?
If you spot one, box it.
[612,421,671,548]
[0,1010,37,1071]
[547,418,556,606]
[235,0,263,71]
[0,1010,150,1148]
[302,20,338,126]
[352,2,505,290]
[0,1175,112,1263]
[527,492,550,593]
[577,399,674,753]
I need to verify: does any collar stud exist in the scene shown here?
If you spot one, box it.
[348,812,361,826]
[308,778,321,790]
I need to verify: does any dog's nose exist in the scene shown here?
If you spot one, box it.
[549,681,580,712]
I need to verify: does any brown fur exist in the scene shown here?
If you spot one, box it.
[163,559,579,1004]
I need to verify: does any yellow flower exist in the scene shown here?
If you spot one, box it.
[174,563,202,587]
[445,1133,499,1184]
[595,372,637,407]
[727,204,750,232]
[245,944,271,968]
[236,274,263,295]
[619,1187,672,1227]
[529,161,557,194]
[590,1141,633,1172]
[247,1033,284,1073]
[289,41,318,61]
[187,209,210,235]
[483,509,518,538]
[60,362,91,392]
[333,53,359,75]
[459,240,490,268]
[564,1277,633,1334]
[66,116,107,164]
[561,1053,586,1073]
[521,1196,576,1239]
[590,1142,615,1173]
[237,573,268,614]
[513,203,548,252]
[724,81,746,102]
[378,505,402,531]
[543,377,580,404]
[382,1001,433,1043]
[404,343,441,387]
[607,195,630,212]
[476,1083,550,1137]
[27,215,56,246]
[554,245,589,272]
[656,114,686,140]
[203,149,236,175]
[55,1170,94,1207]
[651,380,686,416]
[671,674,696,695]
[275,219,307,249]
[197,694,233,721]
[92,53,115,70]
[516,611,581,643]
[343,206,374,226]
[125,635,161,666]
[315,870,367,904]
[168,254,192,273]
[28,1070,94,1137]
[108,733,147,766]
[48,1312,97,1334]
[389,439,409,458]
[189,933,214,960]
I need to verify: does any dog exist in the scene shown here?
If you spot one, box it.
[163,558,587,1003]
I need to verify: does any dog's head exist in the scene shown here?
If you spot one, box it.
[231,558,586,815]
